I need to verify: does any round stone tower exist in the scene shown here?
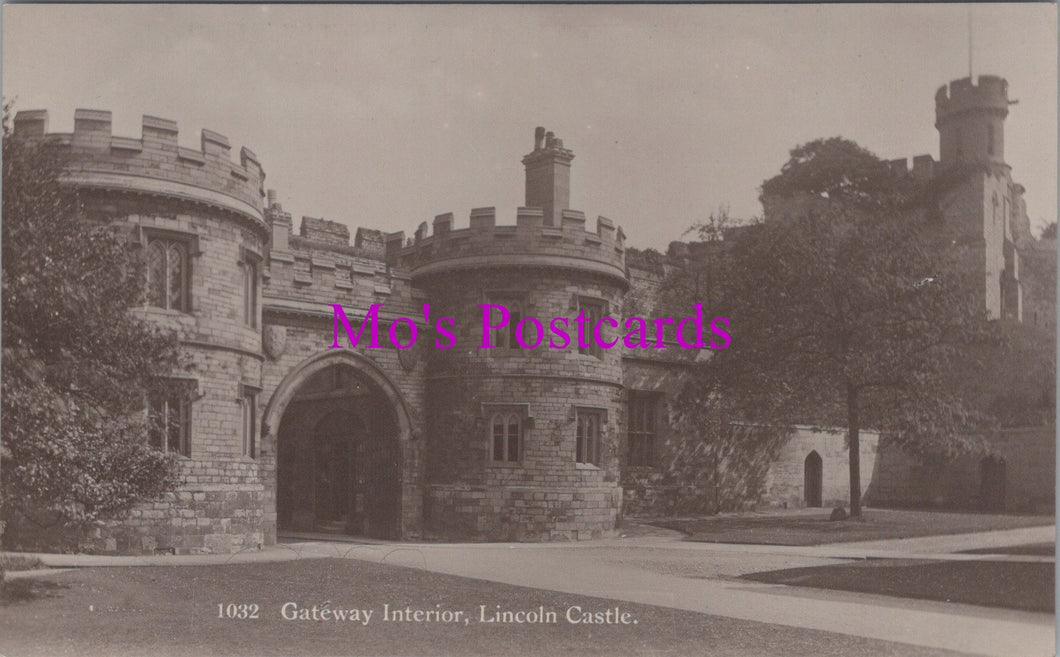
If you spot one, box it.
[935,75,1011,167]
[389,128,628,541]
[11,109,270,554]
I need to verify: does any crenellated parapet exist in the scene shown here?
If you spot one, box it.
[886,154,937,181]
[262,199,419,321]
[935,75,1010,124]
[386,206,628,288]
[12,109,265,229]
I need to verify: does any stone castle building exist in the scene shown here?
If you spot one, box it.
[5,75,1053,554]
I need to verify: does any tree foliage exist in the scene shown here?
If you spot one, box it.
[1,105,182,534]
[665,137,1000,518]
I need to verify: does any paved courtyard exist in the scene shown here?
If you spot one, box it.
[7,522,1054,656]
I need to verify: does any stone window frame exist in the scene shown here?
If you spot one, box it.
[239,246,263,329]
[147,376,199,458]
[575,295,609,359]
[482,402,530,466]
[574,406,607,468]
[138,226,200,314]
[626,391,659,468]
[239,382,262,459]
[482,290,528,352]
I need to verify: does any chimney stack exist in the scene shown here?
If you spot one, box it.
[522,126,574,227]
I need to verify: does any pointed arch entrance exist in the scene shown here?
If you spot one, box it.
[804,451,823,507]
[265,352,412,540]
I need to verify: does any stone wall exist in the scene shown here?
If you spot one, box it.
[761,426,879,509]
[866,427,1055,513]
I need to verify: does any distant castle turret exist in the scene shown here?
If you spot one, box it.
[935,75,1013,168]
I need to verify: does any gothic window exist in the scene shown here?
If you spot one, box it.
[490,411,522,463]
[577,297,608,358]
[147,239,188,311]
[141,228,197,312]
[627,392,657,467]
[148,385,192,457]
[575,408,604,466]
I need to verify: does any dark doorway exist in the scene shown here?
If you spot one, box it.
[277,364,402,539]
[312,411,356,532]
[804,451,823,507]
[980,456,1007,512]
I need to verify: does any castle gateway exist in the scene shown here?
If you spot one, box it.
[6,75,1053,554]
[10,115,638,552]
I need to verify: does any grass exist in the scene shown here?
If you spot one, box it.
[743,559,1054,613]
[653,508,1054,546]
[0,558,963,657]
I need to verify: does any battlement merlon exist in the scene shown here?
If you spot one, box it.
[935,76,1011,124]
[11,109,266,228]
[887,154,936,181]
[386,206,628,289]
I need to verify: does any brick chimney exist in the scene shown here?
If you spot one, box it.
[522,126,574,227]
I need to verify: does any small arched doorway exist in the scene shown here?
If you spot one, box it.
[275,361,403,539]
[804,451,823,507]
[979,456,1006,512]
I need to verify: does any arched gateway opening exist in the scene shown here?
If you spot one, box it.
[268,354,410,540]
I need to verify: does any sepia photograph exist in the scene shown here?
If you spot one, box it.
[0,4,1056,656]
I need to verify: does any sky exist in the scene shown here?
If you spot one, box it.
[3,4,1057,250]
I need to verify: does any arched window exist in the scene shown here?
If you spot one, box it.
[146,237,189,311]
[491,412,521,462]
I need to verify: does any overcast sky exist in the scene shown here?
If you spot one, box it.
[3,4,1056,249]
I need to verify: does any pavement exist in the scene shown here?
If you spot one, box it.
[5,522,1056,657]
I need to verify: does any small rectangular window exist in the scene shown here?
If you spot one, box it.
[577,297,607,358]
[148,385,192,457]
[486,293,524,350]
[627,392,657,467]
[240,248,262,328]
[240,383,262,459]
[575,408,604,466]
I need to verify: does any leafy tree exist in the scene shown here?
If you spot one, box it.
[1041,221,1056,240]
[669,138,998,519]
[1,104,183,547]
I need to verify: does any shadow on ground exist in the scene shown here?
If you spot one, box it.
[742,559,1054,612]
[2,577,69,605]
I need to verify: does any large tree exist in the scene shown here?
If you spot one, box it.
[671,138,998,519]
[1,106,183,545]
